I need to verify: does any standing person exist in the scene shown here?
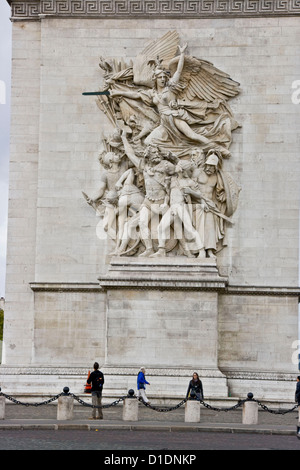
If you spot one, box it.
[186,372,204,401]
[87,362,105,419]
[295,376,300,405]
[137,367,150,403]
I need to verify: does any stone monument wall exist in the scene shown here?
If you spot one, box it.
[2,0,300,400]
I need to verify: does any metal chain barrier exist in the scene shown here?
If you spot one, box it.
[138,396,247,412]
[0,387,125,410]
[243,392,298,415]
[0,387,298,415]
[138,397,188,412]
[198,398,247,412]
[138,391,298,415]
[71,393,126,409]
[254,399,298,415]
[0,390,64,407]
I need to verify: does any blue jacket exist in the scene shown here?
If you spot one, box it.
[137,371,149,390]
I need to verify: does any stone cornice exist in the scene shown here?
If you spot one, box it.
[0,365,224,377]
[0,365,298,382]
[29,281,300,297]
[7,0,300,21]
[29,282,103,292]
[226,285,300,298]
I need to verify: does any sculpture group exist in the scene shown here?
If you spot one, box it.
[83,31,241,259]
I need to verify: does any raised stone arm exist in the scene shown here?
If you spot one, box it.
[121,131,142,169]
[171,43,188,85]
[110,89,142,100]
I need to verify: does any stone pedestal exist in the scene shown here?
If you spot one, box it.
[185,400,201,423]
[122,398,139,421]
[98,257,229,397]
[242,400,258,425]
[0,396,5,420]
[57,395,74,420]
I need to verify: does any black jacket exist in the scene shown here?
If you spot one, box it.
[295,381,300,404]
[186,379,204,400]
[87,370,104,392]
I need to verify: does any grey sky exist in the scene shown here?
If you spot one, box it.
[0,0,11,298]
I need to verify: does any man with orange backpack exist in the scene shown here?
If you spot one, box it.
[87,362,105,419]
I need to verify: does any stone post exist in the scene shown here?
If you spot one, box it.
[123,390,139,421]
[57,387,74,420]
[242,394,258,425]
[185,400,201,423]
[0,395,5,420]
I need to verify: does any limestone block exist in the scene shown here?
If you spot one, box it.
[0,396,5,420]
[122,398,139,421]
[185,400,201,423]
[57,395,74,420]
[242,400,258,425]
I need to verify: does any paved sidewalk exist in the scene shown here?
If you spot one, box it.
[1,399,299,436]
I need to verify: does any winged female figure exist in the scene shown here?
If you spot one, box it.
[105,33,240,159]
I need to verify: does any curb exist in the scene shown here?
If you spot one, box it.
[0,421,297,436]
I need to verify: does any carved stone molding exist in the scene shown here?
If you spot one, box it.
[1,366,297,382]
[7,0,300,20]
[29,282,103,292]
[98,256,229,291]
[225,285,300,298]
[222,369,299,382]
[0,365,225,378]
[28,280,300,296]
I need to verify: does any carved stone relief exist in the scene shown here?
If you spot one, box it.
[9,1,300,20]
[83,31,241,259]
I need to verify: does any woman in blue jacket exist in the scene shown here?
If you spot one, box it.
[137,367,150,403]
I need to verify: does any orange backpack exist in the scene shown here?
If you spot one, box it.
[84,370,92,393]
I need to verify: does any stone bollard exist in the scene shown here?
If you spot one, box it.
[242,393,258,425]
[123,389,139,421]
[185,399,201,423]
[0,391,5,420]
[57,387,74,421]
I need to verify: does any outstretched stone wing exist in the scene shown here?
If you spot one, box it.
[168,54,240,103]
[133,30,180,87]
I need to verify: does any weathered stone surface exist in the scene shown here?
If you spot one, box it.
[57,395,74,420]
[2,7,300,400]
[0,396,5,420]
[8,0,300,20]
[185,400,201,423]
[242,400,258,425]
[122,397,139,421]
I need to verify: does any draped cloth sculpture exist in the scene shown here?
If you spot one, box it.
[83,31,240,259]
